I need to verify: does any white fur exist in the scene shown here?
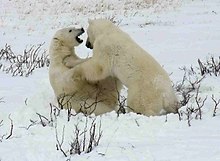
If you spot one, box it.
[49,27,122,115]
[73,19,179,116]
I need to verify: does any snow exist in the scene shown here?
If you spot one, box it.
[0,0,220,161]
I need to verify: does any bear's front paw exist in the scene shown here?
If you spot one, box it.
[63,56,74,68]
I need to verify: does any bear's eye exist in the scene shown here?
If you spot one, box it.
[69,29,72,33]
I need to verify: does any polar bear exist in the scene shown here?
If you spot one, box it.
[49,27,122,115]
[72,19,179,116]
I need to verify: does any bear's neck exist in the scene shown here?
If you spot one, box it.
[49,42,77,64]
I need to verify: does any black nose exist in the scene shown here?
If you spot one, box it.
[86,40,93,49]
[81,28,85,33]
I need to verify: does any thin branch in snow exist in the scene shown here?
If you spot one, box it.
[24,98,28,105]
[116,94,127,116]
[0,116,15,141]
[115,83,130,116]
[135,119,140,127]
[106,15,123,26]
[174,67,196,107]
[0,134,6,142]
[0,120,3,141]
[57,93,75,110]
[0,97,5,103]
[178,84,207,126]
[49,103,55,123]
[165,114,168,122]
[70,124,81,155]
[0,43,49,77]
[194,85,207,120]
[80,91,104,116]
[70,118,103,155]
[36,112,50,127]
[86,120,96,153]
[50,103,61,117]
[198,56,220,76]
[0,120,3,127]
[211,95,220,117]
[179,89,193,107]
[5,114,14,140]
[19,120,38,130]
[55,125,67,157]
[67,107,77,122]
[177,110,182,121]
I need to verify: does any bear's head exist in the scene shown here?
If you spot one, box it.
[53,27,85,48]
[86,19,114,49]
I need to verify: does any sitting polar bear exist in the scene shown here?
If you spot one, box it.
[49,27,122,115]
[72,19,179,116]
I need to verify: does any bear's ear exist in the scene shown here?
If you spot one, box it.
[53,37,61,43]
[53,37,59,41]
[53,37,64,47]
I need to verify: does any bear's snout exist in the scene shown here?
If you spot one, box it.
[86,39,93,49]
[81,28,84,33]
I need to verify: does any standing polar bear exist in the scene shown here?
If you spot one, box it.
[72,19,179,116]
[49,27,122,115]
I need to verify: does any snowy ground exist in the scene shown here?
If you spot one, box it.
[0,0,220,161]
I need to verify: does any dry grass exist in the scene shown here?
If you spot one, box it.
[11,0,180,15]
[0,43,49,77]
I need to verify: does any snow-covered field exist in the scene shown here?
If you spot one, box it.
[0,0,220,161]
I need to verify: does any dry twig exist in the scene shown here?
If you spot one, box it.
[211,95,220,117]
[0,43,49,77]
[5,114,14,139]
[55,125,67,157]
[194,85,207,120]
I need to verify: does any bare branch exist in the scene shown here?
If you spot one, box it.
[24,98,28,105]
[0,43,49,77]
[69,118,102,155]
[211,95,220,117]
[95,119,103,146]
[36,112,50,127]
[0,97,5,103]
[19,120,38,130]
[79,93,104,115]
[70,125,81,155]
[5,114,14,139]
[194,85,207,120]
[0,120,3,127]
[114,81,131,116]
[197,56,220,76]
[55,125,67,157]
